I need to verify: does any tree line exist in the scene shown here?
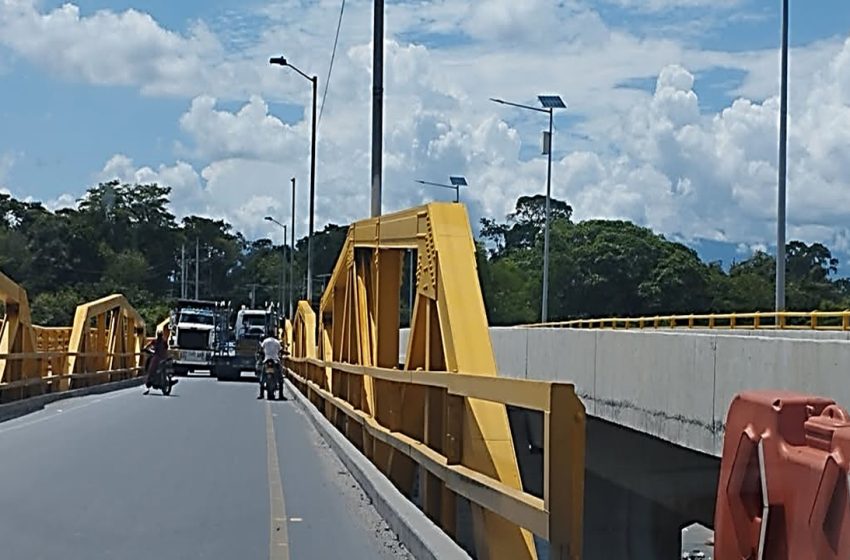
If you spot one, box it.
[478,195,850,325]
[1,182,847,331]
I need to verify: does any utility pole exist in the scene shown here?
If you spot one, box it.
[180,244,186,299]
[776,0,789,312]
[370,0,384,217]
[290,177,296,317]
[195,239,200,300]
[281,225,287,314]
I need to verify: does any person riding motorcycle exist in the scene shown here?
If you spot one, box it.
[144,325,178,395]
[257,333,282,399]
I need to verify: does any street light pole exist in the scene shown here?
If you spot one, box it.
[371,0,384,218]
[308,75,317,303]
[264,217,288,313]
[269,56,318,304]
[415,176,468,204]
[542,108,554,324]
[776,0,789,312]
[290,177,296,318]
[490,95,566,323]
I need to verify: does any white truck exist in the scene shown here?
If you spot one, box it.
[211,306,279,381]
[168,299,219,375]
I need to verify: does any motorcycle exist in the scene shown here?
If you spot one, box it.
[261,358,284,401]
[152,357,176,396]
[144,345,176,396]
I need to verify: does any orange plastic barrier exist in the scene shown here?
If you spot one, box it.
[715,391,850,559]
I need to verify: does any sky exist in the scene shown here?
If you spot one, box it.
[1,0,850,271]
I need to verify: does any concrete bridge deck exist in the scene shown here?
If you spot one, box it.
[0,377,412,560]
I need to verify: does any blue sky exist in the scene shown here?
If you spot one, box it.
[1,0,850,272]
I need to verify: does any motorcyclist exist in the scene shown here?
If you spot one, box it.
[144,325,178,395]
[258,333,282,399]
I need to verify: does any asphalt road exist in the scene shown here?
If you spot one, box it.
[0,375,412,560]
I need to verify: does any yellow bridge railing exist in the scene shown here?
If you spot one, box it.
[286,356,585,558]
[287,203,587,560]
[0,270,146,403]
[530,310,850,331]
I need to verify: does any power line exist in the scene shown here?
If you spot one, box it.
[319,0,346,125]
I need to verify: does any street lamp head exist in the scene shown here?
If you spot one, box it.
[489,97,505,105]
[264,216,274,222]
[269,56,288,67]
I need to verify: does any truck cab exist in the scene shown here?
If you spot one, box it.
[235,310,271,342]
[169,299,219,375]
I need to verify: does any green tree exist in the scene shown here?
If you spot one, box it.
[481,195,573,256]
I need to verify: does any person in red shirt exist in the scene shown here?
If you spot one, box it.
[144,325,178,395]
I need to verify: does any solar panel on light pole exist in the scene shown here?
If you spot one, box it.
[489,94,567,323]
[416,176,468,203]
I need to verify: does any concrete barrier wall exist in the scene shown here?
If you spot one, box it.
[490,328,850,457]
[652,328,850,341]
[402,325,850,457]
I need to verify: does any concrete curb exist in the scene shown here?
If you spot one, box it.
[0,377,144,424]
[284,378,471,560]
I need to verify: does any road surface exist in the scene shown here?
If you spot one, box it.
[0,376,412,560]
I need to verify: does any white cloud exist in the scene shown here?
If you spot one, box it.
[552,42,850,253]
[605,0,743,11]
[84,27,850,260]
[5,0,850,263]
[43,193,76,212]
[178,95,307,162]
[99,154,204,216]
[0,0,290,99]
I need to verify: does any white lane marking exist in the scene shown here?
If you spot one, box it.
[266,402,290,560]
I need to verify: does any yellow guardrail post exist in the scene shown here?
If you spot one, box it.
[546,383,585,559]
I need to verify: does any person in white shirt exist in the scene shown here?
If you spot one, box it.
[258,335,282,399]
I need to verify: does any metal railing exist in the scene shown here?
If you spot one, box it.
[529,310,850,331]
[0,351,143,402]
[0,269,147,405]
[286,356,585,559]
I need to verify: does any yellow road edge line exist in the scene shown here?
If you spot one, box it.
[266,403,290,560]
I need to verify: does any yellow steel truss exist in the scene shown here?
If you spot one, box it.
[0,270,40,386]
[290,203,586,559]
[65,294,146,389]
[0,269,146,399]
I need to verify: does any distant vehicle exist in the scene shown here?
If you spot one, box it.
[211,305,280,381]
[682,551,706,560]
[168,299,221,375]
